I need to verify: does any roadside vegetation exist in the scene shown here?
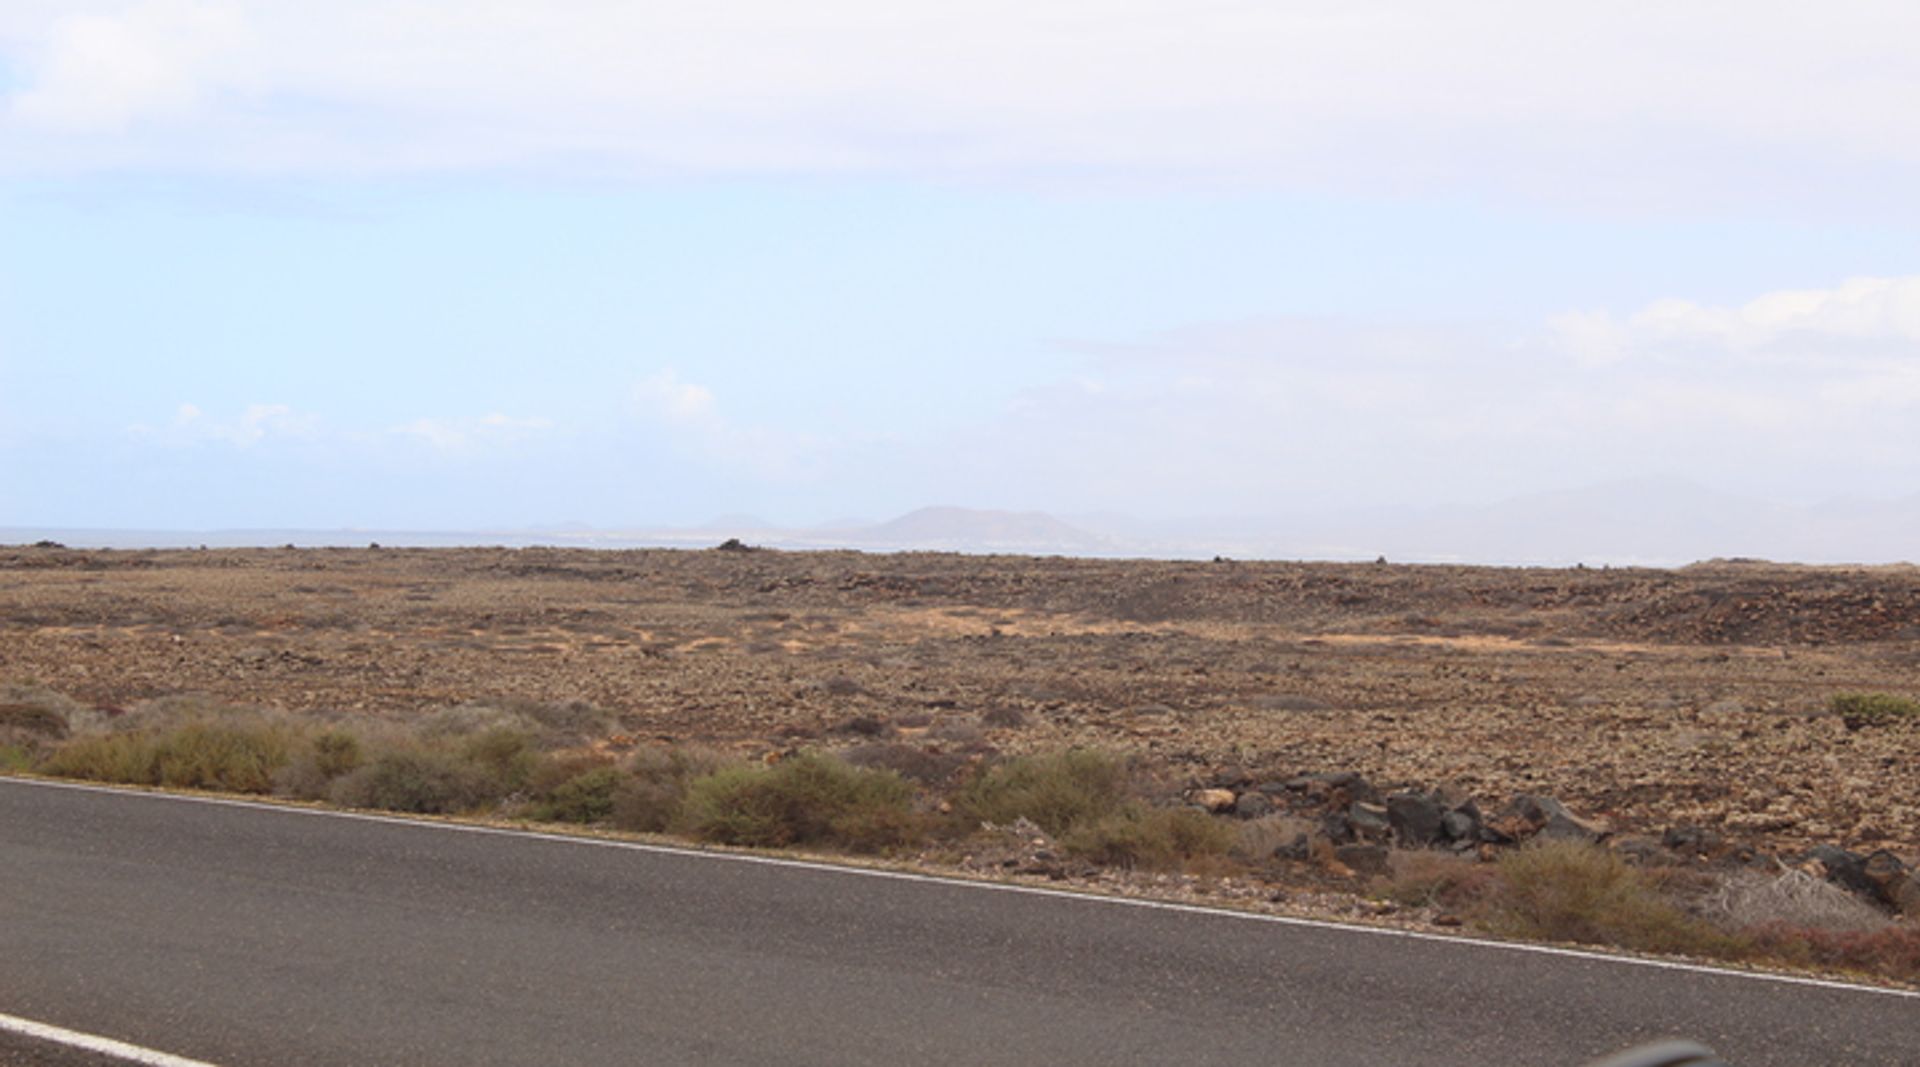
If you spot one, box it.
[3,682,1915,987]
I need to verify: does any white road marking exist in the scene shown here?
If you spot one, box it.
[7,775,1918,1002]
[0,1011,221,1067]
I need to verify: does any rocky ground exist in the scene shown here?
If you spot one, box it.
[3,543,1917,868]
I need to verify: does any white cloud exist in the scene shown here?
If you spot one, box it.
[911,276,1920,513]
[132,402,557,453]
[632,369,820,480]
[7,1,248,130]
[390,412,552,452]
[133,400,321,447]
[634,371,717,425]
[1626,277,1920,354]
[2,3,1919,207]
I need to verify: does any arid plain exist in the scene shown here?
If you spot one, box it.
[4,542,1917,863]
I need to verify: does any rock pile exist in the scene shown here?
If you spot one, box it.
[1188,770,1918,917]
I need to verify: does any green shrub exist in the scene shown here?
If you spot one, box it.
[532,766,624,823]
[678,752,923,852]
[611,746,731,833]
[1830,692,1920,729]
[273,728,368,800]
[1060,806,1234,870]
[41,731,162,784]
[460,727,538,792]
[0,744,32,772]
[329,749,499,814]
[149,719,298,792]
[312,730,365,778]
[1485,839,1736,955]
[956,749,1134,836]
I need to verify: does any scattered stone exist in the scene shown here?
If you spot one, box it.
[1609,835,1674,867]
[1440,806,1480,844]
[1662,825,1725,858]
[1348,802,1391,842]
[1493,794,1610,843]
[1273,833,1312,861]
[1192,788,1238,814]
[1802,844,1874,898]
[1386,791,1445,847]
[1233,791,1275,819]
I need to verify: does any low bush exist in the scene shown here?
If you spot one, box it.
[611,746,731,832]
[678,752,923,852]
[1484,839,1737,955]
[273,728,369,800]
[1830,692,1920,729]
[1060,806,1234,870]
[1743,921,1920,981]
[956,749,1134,836]
[841,742,966,786]
[532,765,625,823]
[40,731,160,784]
[149,718,299,792]
[329,749,500,814]
[39,714,299,793]
[0,744,33,772]
[0,702,70,743]
[459,727,539,793]
[1699,868,1891,933]
[0,683,99,734]
[1381,849,1503,913]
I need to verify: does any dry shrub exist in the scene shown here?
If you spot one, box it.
[0,702,69,743]
[1700,868,1891,933]
[1061,806,1234,871]
[1485,839,1736,955]
[612,746,731,833]
[0,683,100,734]
[1382,849,1502,913]
[329,748,501,814]
[40,732,159,784]
[678,752,923,853]
[841,742,965,786]
[42,712,299,793]
[150,717,300,792]
[421,703,543,741]
[957,749,1135,837]
[1743,922,1920,981]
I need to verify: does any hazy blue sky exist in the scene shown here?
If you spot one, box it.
[3,2,1918,531]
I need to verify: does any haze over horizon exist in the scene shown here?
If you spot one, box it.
[4,3,1919,562]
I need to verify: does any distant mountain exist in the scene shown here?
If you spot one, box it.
[11,483,1917,564]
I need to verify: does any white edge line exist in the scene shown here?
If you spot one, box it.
[8,775,1918,1002]
[0,1011,221,1067]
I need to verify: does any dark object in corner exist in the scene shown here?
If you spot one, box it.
[715,538,756,552]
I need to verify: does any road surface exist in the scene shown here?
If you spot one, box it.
[2,778,1913,1065]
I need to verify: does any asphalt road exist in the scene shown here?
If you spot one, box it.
[2,779,1914,1066]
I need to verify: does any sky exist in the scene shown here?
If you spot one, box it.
[2,2,1919,537]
